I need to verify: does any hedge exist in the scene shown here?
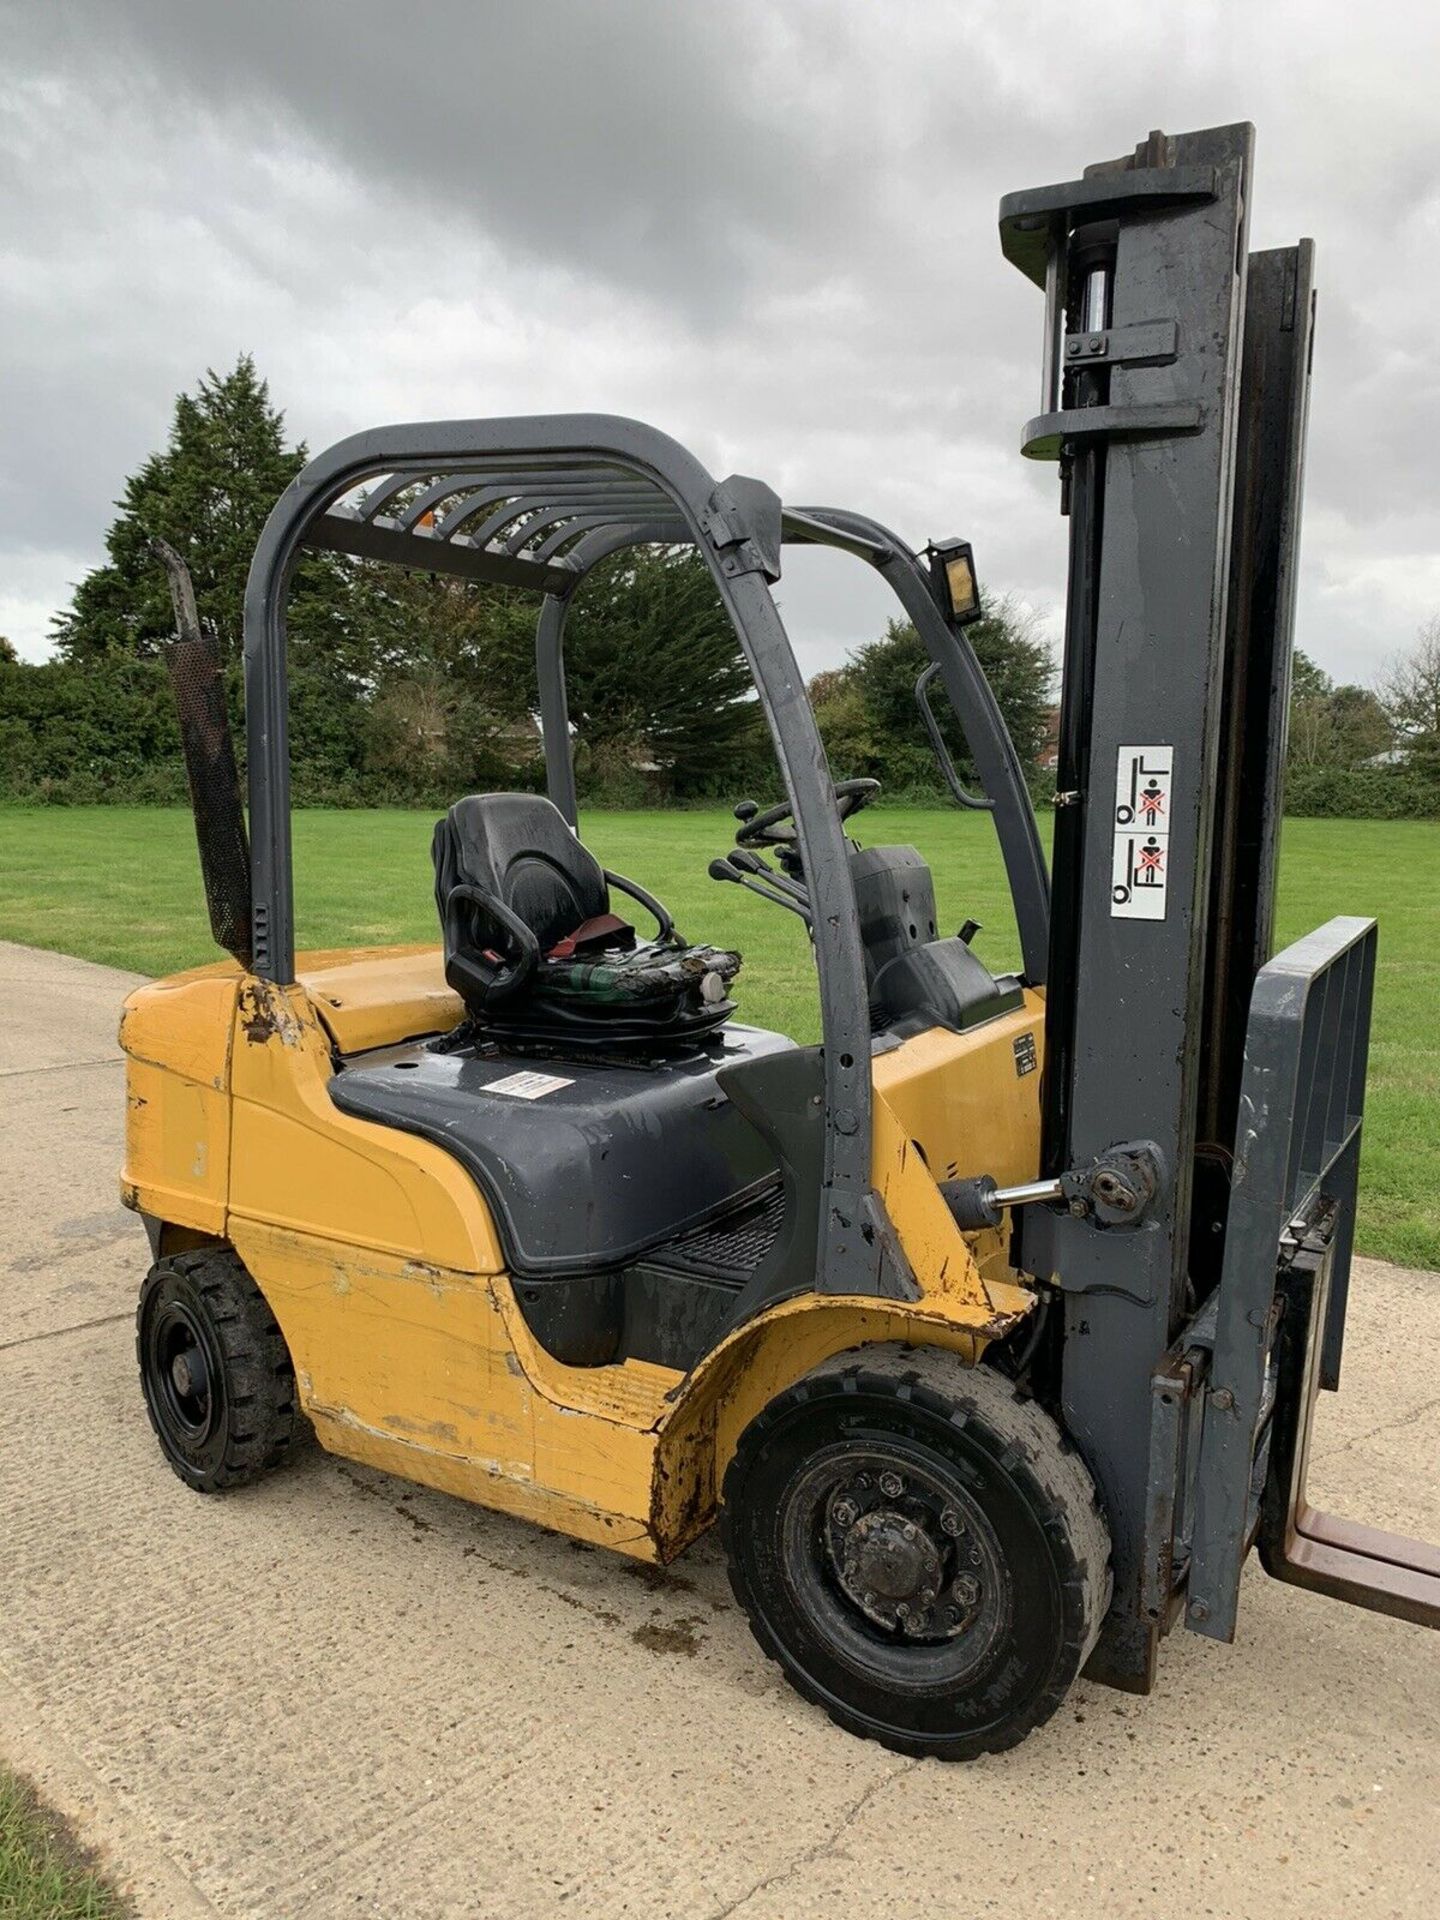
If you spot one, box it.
[4,658,1437,817]
[1282,765,1440,820]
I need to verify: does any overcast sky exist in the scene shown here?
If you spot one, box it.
[3,0,1438,686]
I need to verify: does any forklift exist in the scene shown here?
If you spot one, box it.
[121,121,1439,1760]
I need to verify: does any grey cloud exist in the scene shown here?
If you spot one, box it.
[2,0,1438,688]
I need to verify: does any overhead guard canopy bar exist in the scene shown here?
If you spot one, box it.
[301,465,894,591]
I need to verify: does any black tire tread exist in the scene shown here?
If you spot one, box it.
[137,1245,299,1492]
[721,1341,1112,1759]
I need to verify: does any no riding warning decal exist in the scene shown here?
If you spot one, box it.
[1111,745,1173,920]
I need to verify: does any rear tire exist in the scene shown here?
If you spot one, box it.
[721,1344,1110,1759]
[137,1246,299,1492]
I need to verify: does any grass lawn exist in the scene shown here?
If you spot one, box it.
[2,805,1436,1269]
[0,1769,128,1919]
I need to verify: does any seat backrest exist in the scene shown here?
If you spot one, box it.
[432,794,609,956]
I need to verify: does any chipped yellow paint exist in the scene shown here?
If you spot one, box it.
[871,992,1045,1190]
[226,979,504,1274]
[295,944,463,1055]
[119,966,240,1089]
[647,1296,991,1555]
[123,948,1048,1566]
[119,970,238,1234]
[229,1217,665,1558]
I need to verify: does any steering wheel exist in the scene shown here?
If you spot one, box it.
[733,777,880,850]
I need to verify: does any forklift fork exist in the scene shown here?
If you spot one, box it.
[1183,914,1440,1638]
[1260,1248,1440,1627]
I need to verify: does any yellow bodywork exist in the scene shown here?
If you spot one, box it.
[121,946,1044,1560]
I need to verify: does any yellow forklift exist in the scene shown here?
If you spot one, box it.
[121,122,1439,1759]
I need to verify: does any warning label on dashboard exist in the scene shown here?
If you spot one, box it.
[1111,745,1173,921]
[484,1070,575,1100]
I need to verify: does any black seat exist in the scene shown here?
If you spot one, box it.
[432,794,742,1049]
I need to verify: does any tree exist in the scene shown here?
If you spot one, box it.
[1379,618,1440,777]
[1287,649,1334,768]
[0,636,17,664]
[1326,683,1392,766]
[358,569,541,800]
[560,546,766,799]
[48,357,397,794]
[810,597,1055,792]
[52,355,361,679]
[1288,648,1392,770]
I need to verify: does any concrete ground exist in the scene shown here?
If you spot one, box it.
[1,938,1437,1920]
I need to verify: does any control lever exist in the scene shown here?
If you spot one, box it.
[730,847,810,907]
[708,855,813,926]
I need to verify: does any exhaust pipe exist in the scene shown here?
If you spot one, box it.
[151,538,253,968]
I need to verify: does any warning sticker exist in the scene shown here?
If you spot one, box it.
[1111,745,1173,921]
[484,1069,575,1100]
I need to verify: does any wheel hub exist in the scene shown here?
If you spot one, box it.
[170,1346,207,1399]
[842,1509,942,1612]
[825,1470,985,1640]
[146,1302,218,1442]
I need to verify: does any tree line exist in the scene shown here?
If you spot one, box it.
[0,357,1054,809]
[1,356,1436,817]
[1283,637,1440,817]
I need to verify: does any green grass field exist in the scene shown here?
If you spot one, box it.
[0,1769,128,1920]
[2,806,1436,1268]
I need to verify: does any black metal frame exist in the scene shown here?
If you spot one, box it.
[1001,121,1439,1689]
[1002,125,1259,1688]
[242,413,1046,1305]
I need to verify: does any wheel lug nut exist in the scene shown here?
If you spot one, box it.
[832,1499,858,1527]
[878,1471,903,1498]
[940,1507,963,1536]
[895,1601,910,1620]
[953,1574,981,1607]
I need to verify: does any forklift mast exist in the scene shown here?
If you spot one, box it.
[1001,124,1439,1688]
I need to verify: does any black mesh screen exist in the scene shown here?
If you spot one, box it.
[164,636,252,965]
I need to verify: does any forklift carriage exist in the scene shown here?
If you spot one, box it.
[121,120,1439,1761]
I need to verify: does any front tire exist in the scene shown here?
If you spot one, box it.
[137,1246,299,1492]
[721,1344,1110,1759]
